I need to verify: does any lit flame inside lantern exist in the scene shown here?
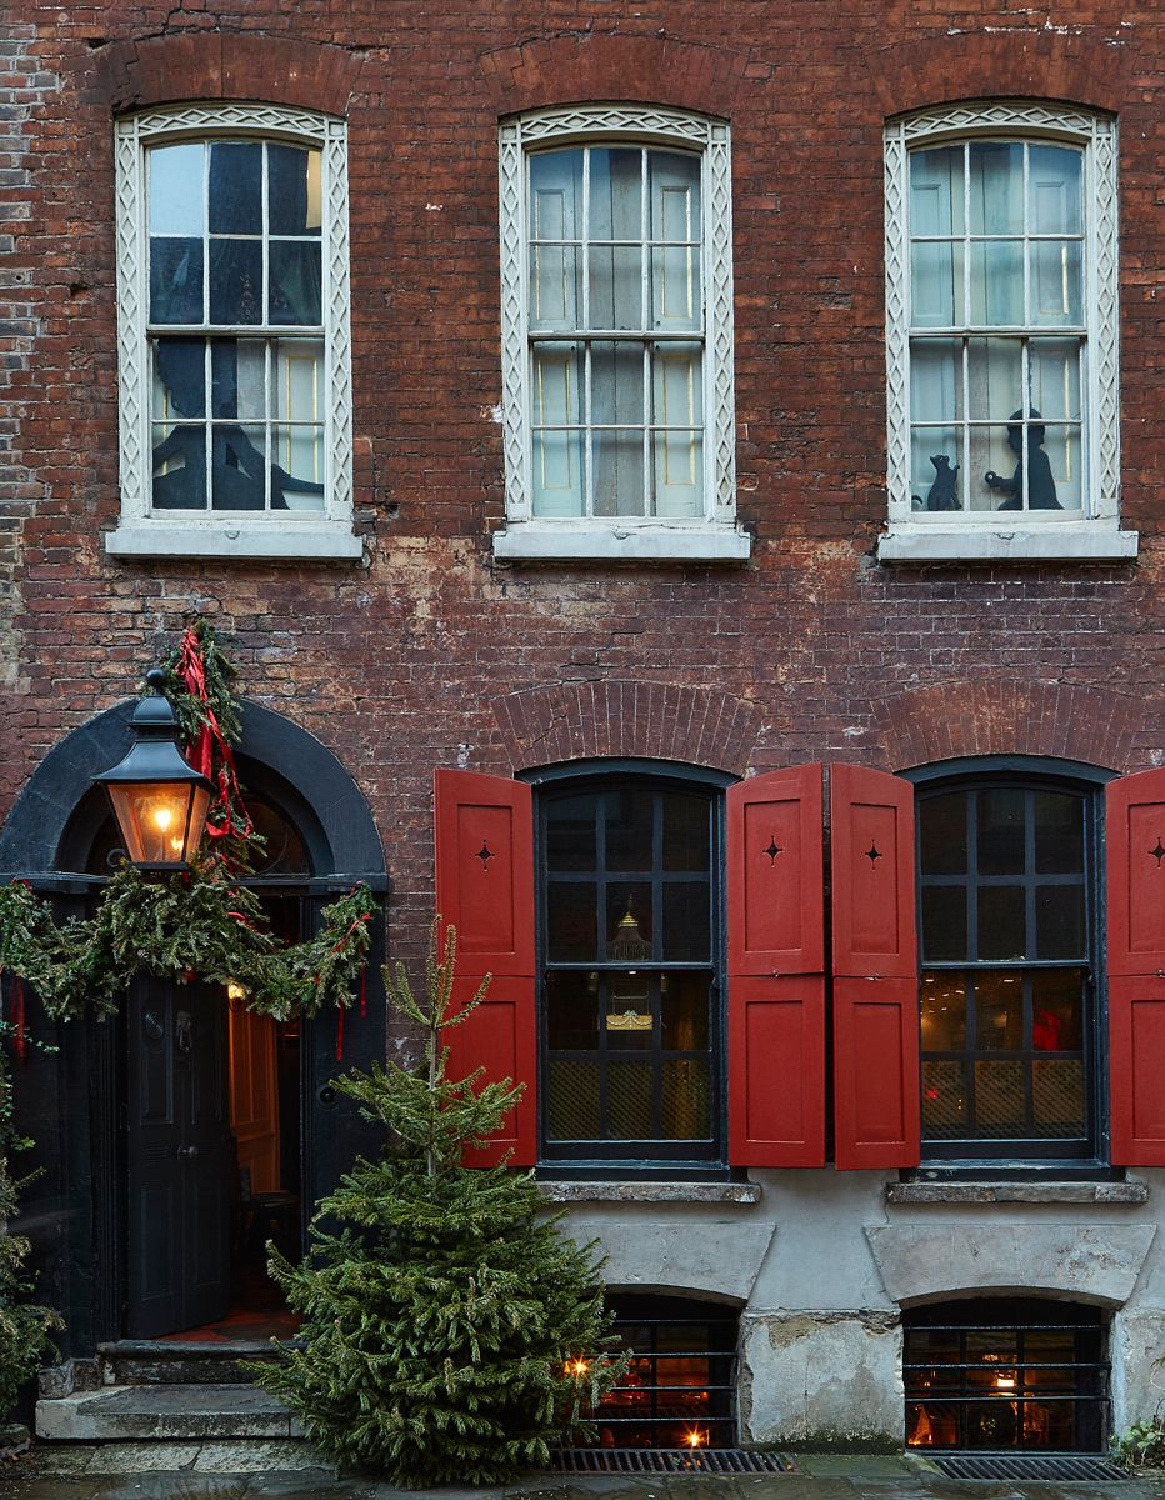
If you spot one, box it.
[565,1358,589,1378]
[994,1374,1017,1389]
[152,806,173,832]
[684,1428,707,1449]
[226,979,247,1005]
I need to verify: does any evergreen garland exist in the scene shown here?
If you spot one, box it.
[0,1022,62,1423]
[256,927,627,1486]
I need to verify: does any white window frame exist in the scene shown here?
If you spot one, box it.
[108,104,358,560]
[880,102,1136,564]
[493,105,748,562]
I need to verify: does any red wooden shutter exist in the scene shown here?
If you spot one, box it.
[830,764,920,1170]
[726,765,825,1166]
[434,768,535,1166]
[1107,768,1165,1165]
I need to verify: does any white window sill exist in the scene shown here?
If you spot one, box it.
[104,520,363,561]
[537,1180,760,1204]
[492,522,752,563]
[878,519,1138,564]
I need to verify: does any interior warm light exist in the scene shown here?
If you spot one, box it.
[226,979,247,1005]
[567,1358,589,1377]
[994,1374,1017,1389]
[684,1428,707,1449]
[152,805,173,831]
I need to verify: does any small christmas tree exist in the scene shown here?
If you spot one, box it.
[257,928,624,1485]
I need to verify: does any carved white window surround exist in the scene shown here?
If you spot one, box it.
[493,106,748,563]
[108,104,359,561]
[880,103,1136,564]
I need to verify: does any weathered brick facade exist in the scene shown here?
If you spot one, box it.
[4,0,1165,1450]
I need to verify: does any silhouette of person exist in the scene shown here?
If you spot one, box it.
[984,409,1061,511]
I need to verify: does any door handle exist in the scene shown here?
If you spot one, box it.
[177,1145,200,1160]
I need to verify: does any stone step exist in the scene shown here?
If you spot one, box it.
[96,1338,288,1387]
[35,1383,302,1442]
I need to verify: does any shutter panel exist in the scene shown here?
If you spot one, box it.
[726,765,825,1166]
[434,769,535,1166]
[1107,768,1165,1164]
[830,764,920,1170]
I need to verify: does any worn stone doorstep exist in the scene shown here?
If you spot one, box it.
[35,1383,302,1442]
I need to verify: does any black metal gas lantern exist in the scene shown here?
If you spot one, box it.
[94,668,213,870]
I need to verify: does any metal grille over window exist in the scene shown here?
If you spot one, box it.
[590,1295,738,1451]
[916,779,1095,1159]
[148,138,326,514]
[540,780,719,1161]
[904,1299,1108,1454]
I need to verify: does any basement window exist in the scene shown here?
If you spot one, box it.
[904,1297,1107,1452]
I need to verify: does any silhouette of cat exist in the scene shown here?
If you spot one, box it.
[926,453,960,512]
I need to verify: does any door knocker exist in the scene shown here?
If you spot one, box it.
[175,1010,193,1055]
[142,1011,164,1045]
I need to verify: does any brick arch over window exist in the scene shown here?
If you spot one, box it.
[862,30,1135,119]
[491,680,760,775]
[88,33,364,116]
[480,32,749,118]
[872,680,1145,774]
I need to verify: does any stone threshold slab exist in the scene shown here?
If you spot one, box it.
[36,1384,302,1442]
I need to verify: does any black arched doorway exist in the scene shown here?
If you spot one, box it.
[0,699,386,1353]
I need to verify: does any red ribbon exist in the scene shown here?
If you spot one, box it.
[335,1003,344,1063]
[12,975,27,1063]
[176,629,253,845]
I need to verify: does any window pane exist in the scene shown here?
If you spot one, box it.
[1029,145,1082,235]
[1031,970,1083,1050]
[150,238,204,324]
[211,423,268,510]
[966,337,1022,421]
[546,1058,600,1139]
[921,886,967,962]
[661,973,709,1050]
[650,151,700,239]
[546,970,598,1050]
[1034,793,1084,876]
[1040,425,1082,511]
[273,339,323,422]
[1031,240,1082,326]
[209,239,263,324]
[920,793,968,875]
[910,145,964,236]
[1030,340,1082,421]
[211,338,265,420]
[910,242,963,327]
[977,788,1025,875]
[606,884,653,959]
[922,1060,967,1137]
[588,245,642,330]
[270,241,322,326]
[1036,884,1086,959]
[209,142,262,234]
[1032,1059,1085,1137]
[271,427,325,511]
[921,972,966,1050]
[153,338,205,419]
[268,145,322,236]
[546,795,597,871]
[547,880,597,962]
[662,881,710,961]
[911,427,963,513]
[589,147,641,241]
[977,886,1026,960]
[593,429,645,517]
[606,789,653,871]
[969,142,1024,235]
[969,240,1023,325]
[151,422,205,510]
[974,970,1023,1051]
[607,1061,654,1139]
[530,243,580,330]
[661,1058,709,1139]
[531,343,584,517]
[975,1060,1025,1136]
[662,792,710,872]
[149,143,205,237]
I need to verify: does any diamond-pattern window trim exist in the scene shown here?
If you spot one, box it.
[499,106,737,532]
[884,104,1120,531]
[113,104,354,543]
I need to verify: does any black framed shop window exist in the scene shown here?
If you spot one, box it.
[913,766,1104,1161]
[904,1298,1108,1452]
[535,766,726,1165]
[595,1294,738,1449]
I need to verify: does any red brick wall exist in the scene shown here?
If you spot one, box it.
[2,4,1163,970]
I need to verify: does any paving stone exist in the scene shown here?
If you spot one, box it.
[190,1441,334,1474]
[81,1444,202,1473]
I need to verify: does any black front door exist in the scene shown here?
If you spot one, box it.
[125,976,232,1338]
